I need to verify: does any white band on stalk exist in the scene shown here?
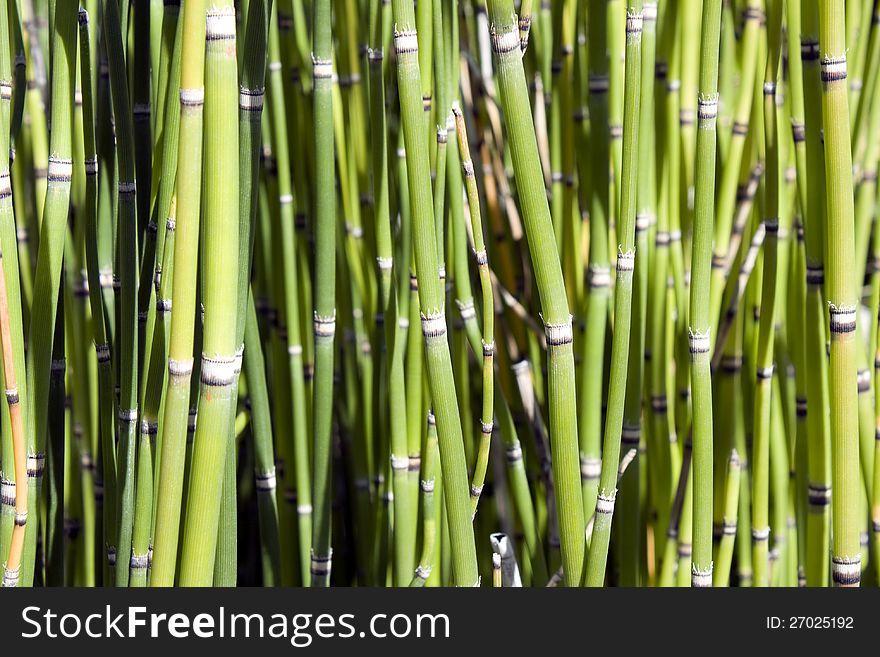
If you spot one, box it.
[635,212,653,232]
[590,265,612,288]
[288,343,303,357]
[312,57,333,80]
[580,456,601,479]
[820,56,847,83]
[805,264,824,285]
[133,102,150,119]
[589,74,609,94]
[180,87,205,107]
[543,314,574,346]
[391,454,409,471]
[0,172,10,198]
[506,444,523,463]
[394,30,418,55]
[616,249,635,273]
[118,180,136,196]
[621,425,640,445]
[688,329,710,354]
[14,511,27,526]
[457,299,475,320]
[801,38,820,61]
[168,358,193,377]
[596,491,617,515]
[314,313,337,338]
[625,12,644,33]
[99,269,114,289]
[255,469,277,491]
[48,157,73,182]
[201,354,238,387]
[807,483,831,506]
[0,81,11,100]
[377,256,393,271]
[130,554,149,570]
[140,419,158,435]
[107,546,117,566]
[491,28,520,55]
[310,550,333,576]
[831,555,861,585]
[480,420,494,435]
[691,564,713,588]
[239,87,264,112]
[95,342,111,364]
[118,408,138,423]
[697,95,719,125]
[85,157,98,175]
[0,478,14,504]
[297,504,313,515]
[2,565,21,588]
[27,453,45,477]
[828,303,857,334]
[421,478,435,493]
[206,7,236,40]
[422,312,447,338]
[752,527,770,541]
[642,2,658,20]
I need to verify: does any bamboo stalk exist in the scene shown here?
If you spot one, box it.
[21,0,76,587]
[819,0,862,587]
[485,0,583,587]
[585,4,643,588]
[310,0,337,588]
[150,0,207,587]
[177,1,240,586]
[392,0,478,586]
[688,0,723,589]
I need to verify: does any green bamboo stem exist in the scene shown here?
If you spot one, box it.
[21,0,76,588]
[451,106,494,516]
[585,5,642,588]
[99,0,141,588]
[713,449,741,586]
[266,4,311,585]
[79,8,117,587]
[411,412,439,586]
[310,0,336,587]
[0,0,28,588]
[178,1,240,586]
[799,0,832,586]
[709,0,761,332]
[578,0,612,527]
[819,0,862,587]
[687,0,723,588]
[392,0,478,586]
[0,152,27,588]
[150,0,207,587]
[485,0,583,587]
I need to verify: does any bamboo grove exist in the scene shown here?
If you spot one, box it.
[0,0,879,589]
